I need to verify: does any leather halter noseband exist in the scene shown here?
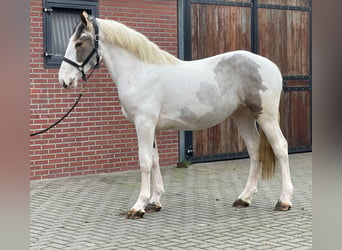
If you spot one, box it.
[62,16,100,82]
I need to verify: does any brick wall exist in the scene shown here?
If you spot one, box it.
[30,0,179,180]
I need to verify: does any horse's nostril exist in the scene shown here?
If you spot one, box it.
[62,81,68,89]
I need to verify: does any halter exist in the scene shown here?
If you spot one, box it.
[62,16,100,82]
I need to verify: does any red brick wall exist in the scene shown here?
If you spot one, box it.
[30,0,179,180]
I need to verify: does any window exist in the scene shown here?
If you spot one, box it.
[43,0,98,68]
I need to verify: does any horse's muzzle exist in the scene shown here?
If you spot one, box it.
[61,78,76,89]
[62,81,68,89]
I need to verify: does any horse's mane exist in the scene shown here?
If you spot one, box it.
[97,18,179,65]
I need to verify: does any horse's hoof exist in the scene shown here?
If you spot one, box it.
[126,209,145,219]
[145,202,162,213]
[232,199,250,208]
[274,200,292,211]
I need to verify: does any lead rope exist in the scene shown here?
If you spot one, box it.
[30,88,85,137]
[30,63,98,137]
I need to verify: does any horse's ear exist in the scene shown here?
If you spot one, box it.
[80,11,91,28]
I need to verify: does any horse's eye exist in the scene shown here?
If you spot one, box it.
[75,42,83,48]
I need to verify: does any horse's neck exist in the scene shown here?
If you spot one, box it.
[100,42,146,85]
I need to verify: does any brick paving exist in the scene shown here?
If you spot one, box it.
[30,153,312,249]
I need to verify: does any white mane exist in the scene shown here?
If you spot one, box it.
[97,18,179,65]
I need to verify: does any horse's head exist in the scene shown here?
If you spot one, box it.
[58,11,100,88]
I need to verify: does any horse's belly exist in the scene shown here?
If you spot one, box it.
[157,104,236,131]
[156,118,222,131]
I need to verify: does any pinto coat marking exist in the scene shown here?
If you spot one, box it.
[59,12,293,218]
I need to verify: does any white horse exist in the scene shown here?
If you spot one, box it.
[59,12,293,219]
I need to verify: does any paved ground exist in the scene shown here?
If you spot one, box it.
[30,153,312,249]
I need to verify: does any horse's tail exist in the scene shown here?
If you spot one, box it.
[259,128,276,180]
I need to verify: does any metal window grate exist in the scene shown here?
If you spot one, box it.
[43,0,98,68]
[50,9,80,57]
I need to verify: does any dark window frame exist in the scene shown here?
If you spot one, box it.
[43,0,98,68]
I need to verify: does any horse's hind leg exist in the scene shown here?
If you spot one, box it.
[258,116,293,210]
[232,110,261,207]
[145,140,165,213]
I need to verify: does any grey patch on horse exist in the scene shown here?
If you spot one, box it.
[214,54,267,118]
[76,36,94,62]
[72,21,95,63]
[180,107,226,130]
[180,108,198,123]
[196,82,221,107]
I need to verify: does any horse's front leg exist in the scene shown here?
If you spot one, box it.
[127,118,155,219]
[145,141,165,213]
